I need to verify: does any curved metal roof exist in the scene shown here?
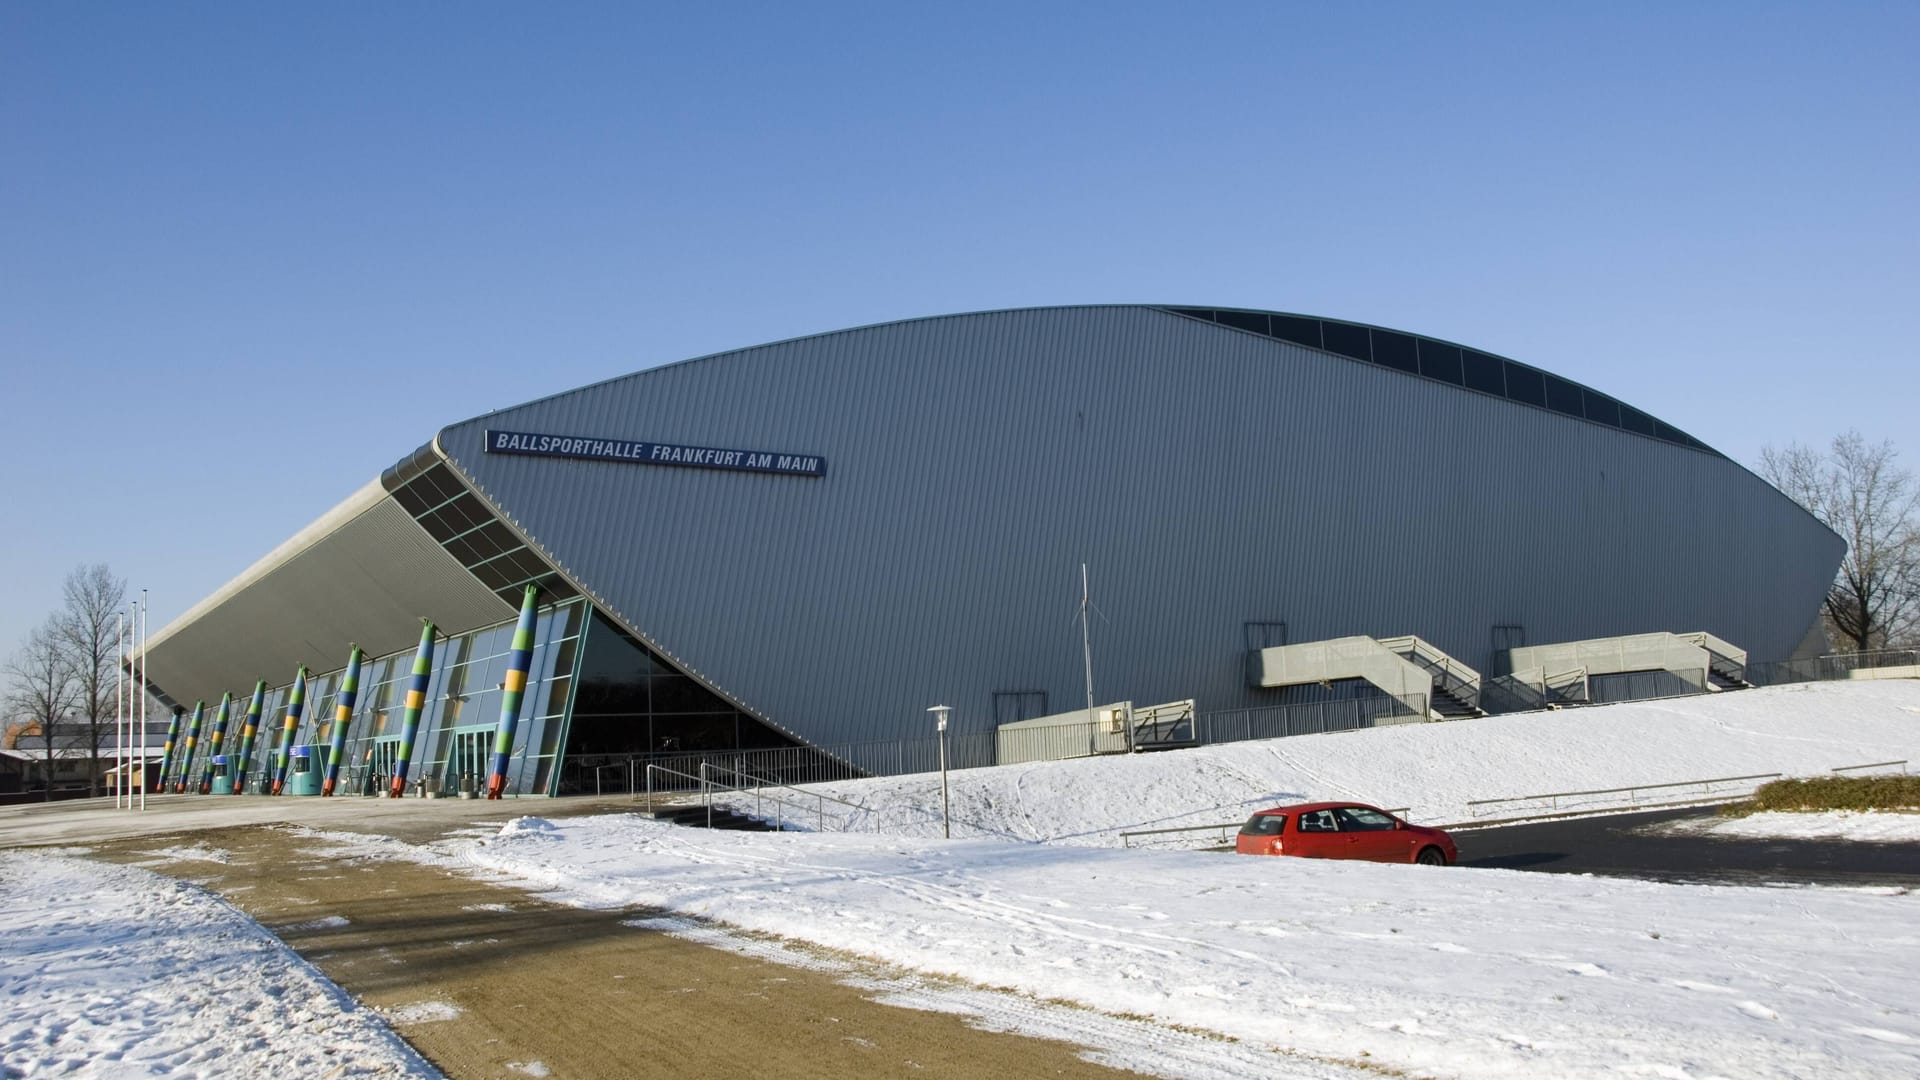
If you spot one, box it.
[1159,307,1717,455]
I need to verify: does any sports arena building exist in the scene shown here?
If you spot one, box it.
[140,306,1845,796]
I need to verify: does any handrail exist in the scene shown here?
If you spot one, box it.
[1832,759,1908,774]
[700,760,877,833]
[644,762,709,825]
[1466,772,1781,814]
[592,761,630,797]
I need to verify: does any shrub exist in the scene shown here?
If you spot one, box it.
[1721,775,1920,816]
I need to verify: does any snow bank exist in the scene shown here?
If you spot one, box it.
[0,851,435,1077]
[1669,809,1920,843]
[724,680,1920,844]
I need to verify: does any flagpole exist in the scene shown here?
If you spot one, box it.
[115,612,125,809]
[138,590,148,810]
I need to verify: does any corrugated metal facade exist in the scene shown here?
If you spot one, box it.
[427,305,1843,749]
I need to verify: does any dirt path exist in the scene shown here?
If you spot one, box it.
[88,822,1162,1080]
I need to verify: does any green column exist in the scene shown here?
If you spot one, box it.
[486,586,540,799]
[320,645,364,797]
[389,622,437,797]
[270,667,307,796]
[230,681,266,794]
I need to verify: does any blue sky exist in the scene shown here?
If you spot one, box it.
[3,3,1915,654]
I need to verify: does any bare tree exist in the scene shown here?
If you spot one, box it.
[4,617,82,800]
[1760,433,1920,652]
[55,564,128,796]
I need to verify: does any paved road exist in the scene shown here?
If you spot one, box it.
[1455,806,1920,887]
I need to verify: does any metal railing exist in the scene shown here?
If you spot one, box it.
[1749,648,1920,687]
[644,763,710,826]
[593,760,634,797]
[1381,636,1481,698]
[1463,773,1782,818]
[1194,693,1425,745]
[1832,759,1908,775]
[699,760,882,833]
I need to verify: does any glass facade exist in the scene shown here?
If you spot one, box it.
[169,459,825,797]
[215,599,587,797]
[1165,307,1717,455]
[555,612,803,794]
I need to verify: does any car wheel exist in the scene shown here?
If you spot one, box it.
[1415,846,1447,866]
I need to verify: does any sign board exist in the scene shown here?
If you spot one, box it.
[484,429,825,478]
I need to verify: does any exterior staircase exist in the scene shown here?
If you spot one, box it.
[638,802,782,831]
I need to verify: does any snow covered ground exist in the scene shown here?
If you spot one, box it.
[427,681,1920,1080]
[711,680,1920,844]
[451,814,1920,1080]
[3,680,1916,1078]
[0,850,435,1078]
[1666,809,1920,843]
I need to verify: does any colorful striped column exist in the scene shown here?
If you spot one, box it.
[197,692,233,794]
[486,586,540,799]
[156,705,185,794]
[320,645,364,797]
[172,700,205,793]
[231,680,266,794]
[389,621,437,798]
[270,667,308,795]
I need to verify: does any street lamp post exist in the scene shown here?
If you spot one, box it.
[928,705,951,838]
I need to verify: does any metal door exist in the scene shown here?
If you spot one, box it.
[450,729,491,796]
[368,739,400,794]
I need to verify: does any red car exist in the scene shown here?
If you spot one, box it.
[1235,802,1457,865]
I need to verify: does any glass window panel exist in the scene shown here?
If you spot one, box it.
[545,638,578,683]
[651,674,734,714]
[392,481,435,517]
[1461,350,1505,395]
[418,467,462,506]
[437,494,490,532]
[503,549,553,583]
[1543,374,1584,416]
[467,520,520,558]
[1319,321,1372,362]
[1619,405,1657,436]
[1370,330,1419,373]
[1417,341,1464,385]
[1212,310,1269,335]
[477,650,511,696]
[538,676,572,720]
[417,507,463,543]
[649,714,737,753]
[1582,389,1622,428]
[469,558,521,590]
[1269,315,1322,349]
[1503,364,1546,406]
[1168,308,1217,322]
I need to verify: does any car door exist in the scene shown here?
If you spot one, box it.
[1289,808,1342,857]
[1332,806,1406,862]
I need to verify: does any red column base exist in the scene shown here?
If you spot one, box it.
[269,781,282,796]
[320,779,335,797]
[388,779,406,798]
[486,774,505,799]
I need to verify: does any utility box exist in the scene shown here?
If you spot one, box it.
[210,755,233,796]
[286,746,323,796]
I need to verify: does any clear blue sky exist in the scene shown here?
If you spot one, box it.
[3,3,1915,655]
